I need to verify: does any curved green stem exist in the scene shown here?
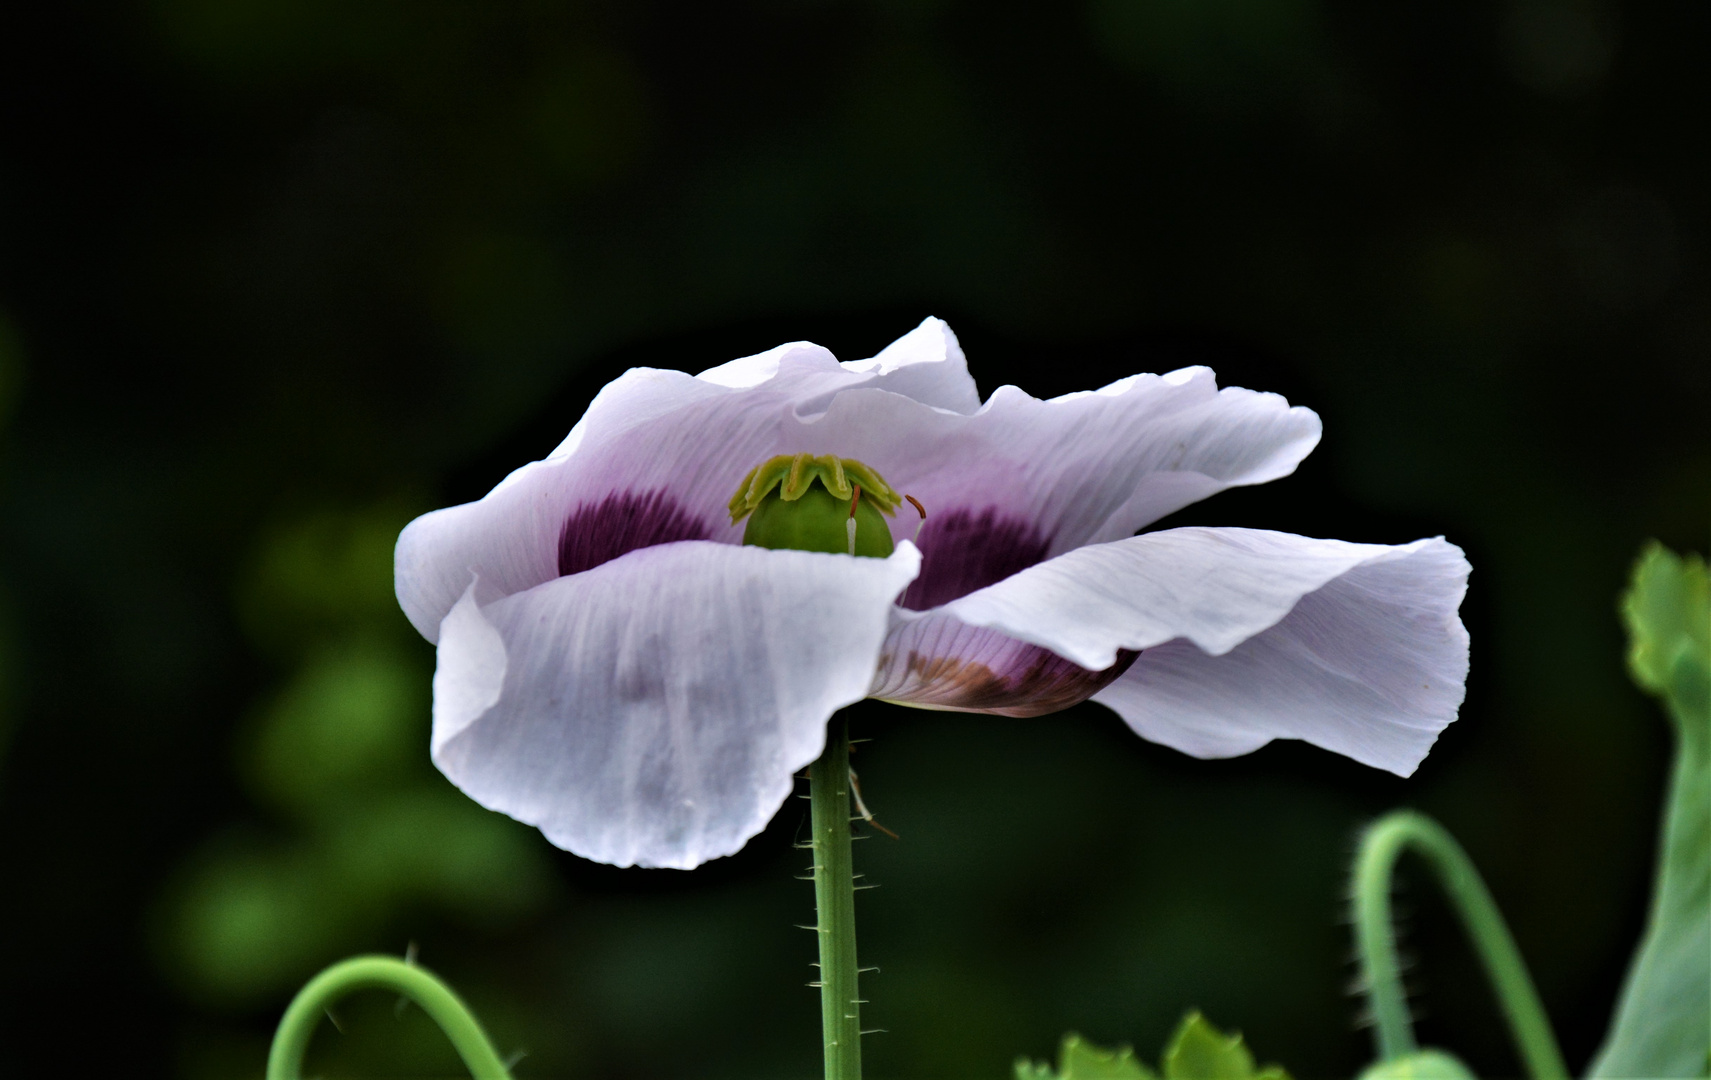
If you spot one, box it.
[1353,810,1567,1080]
[808,714,863,1080]
[267,955,513,1080]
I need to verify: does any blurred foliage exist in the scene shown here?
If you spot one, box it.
[1587,543,1710,1078]
[156,507,553,1064]
[1016,1013,1290,1080]
[0,0,1705,1078]
[1620,542,1709,700]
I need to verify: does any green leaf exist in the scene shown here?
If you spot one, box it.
[1162,1012,1289,1080]
[1588,543,1710,1078]
[1014,1033,1158,1080]
[1017,1014,1290,1080]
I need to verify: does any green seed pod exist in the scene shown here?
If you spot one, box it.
[729,453,900,558]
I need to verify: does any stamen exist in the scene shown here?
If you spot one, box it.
[904,494,926,543]
[848,767,899,840]
[846,484,861,555]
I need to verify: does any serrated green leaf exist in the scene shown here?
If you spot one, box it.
[1021,1015,1291,1080]
[1063,1034,1159,1080]
[1589,543,1711,1078]
[1015,1033,1159,1080]
[1161,1012,1289,1080]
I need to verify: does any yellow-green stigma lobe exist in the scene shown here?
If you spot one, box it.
[729,453,899,558]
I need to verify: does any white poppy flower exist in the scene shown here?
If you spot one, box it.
[395,318,1470,870]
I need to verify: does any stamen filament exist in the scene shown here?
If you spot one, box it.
[904,494,926,543]
[847,484,861,556]
[848,768,899,840]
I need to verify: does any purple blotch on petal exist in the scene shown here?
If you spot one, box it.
[900,507,1051,611]
[558,490,714,577]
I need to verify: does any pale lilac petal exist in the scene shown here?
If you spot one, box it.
[396,366,742,641]
[933,527,1434,669]
[429,540,920,869]
[1093,538,1470,776]
[431,579,508,749]
[793,368,1323,608]
[693,316,977,412]
[692,340,841,391]
[839,316,981,414]
[395,334,1316,641]
[868,610,1135,718]
[396,319,977,642]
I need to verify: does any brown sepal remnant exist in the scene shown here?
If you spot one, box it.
[883,645,1139,718]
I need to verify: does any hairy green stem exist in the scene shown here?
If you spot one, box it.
[1353,810,1567,1080]
[267,955,513,1080]
[808,715,863,1080]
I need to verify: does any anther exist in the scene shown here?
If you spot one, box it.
[904,493,926,542]
[847,484,861,556]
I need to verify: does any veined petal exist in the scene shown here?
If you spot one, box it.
[429,540,920,869]
[395,319,975,642]
[395,329,1312,640]
[1092,537,1470,776]
[838,316,981,414]
[870,610,1135,718]
[792,367,1322,609]
[695,316,977,413]
[868,527,1448,721]
[933,527,1452,669]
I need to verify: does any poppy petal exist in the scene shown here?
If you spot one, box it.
[429,540,920,869]
[802,367,1322,607]
[1092,536,1470,776]
[933,527,1458,669]
[395,320,973,642]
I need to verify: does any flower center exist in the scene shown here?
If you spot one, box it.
[729,454,919,558]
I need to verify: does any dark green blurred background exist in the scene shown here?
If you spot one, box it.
[0,1,1706,1077]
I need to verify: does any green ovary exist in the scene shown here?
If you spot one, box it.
[744,483,895,557]
[730,453,899,558]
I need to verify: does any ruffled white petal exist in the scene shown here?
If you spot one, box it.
[812,366,1322,565]
[869,528,1468,726]
[395,318,977,642]
[932,527,1426,668]
[1092,535,1470,776]
[429,540,920,869]
[839,316,981,414]
[694,316,977,413]
[395,326,1316,642]
[775,367,1322,615]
